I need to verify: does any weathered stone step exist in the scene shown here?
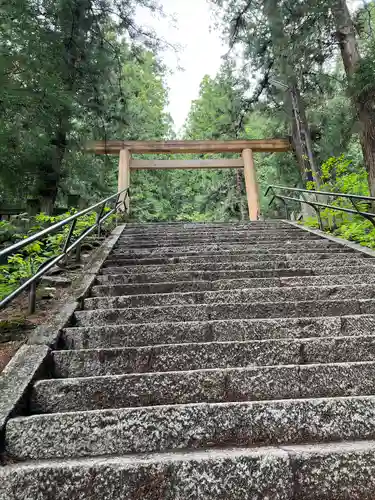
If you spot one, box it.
[92,273,375,297]
[62,314,375,349]
[74,298,375,326]
[32,361,375,413]
[111,245,352,259]
[96,265,375,285]
[118,232,317,244]
[53,339,302,377]
[0,447,292,499]
[118,231,307,243]
[110,240,354,256]
[4,440,375,500]
[85,284,374,311]
[53,335,375,378]
[99,259,374,277]
[124,221,296,230]
[104,251,358,267]
[97,269,314,285]
[123,221,296,228]
[115,235,322,248]
[106,251,366,268]
[7,395,375,461]
[103,258,364,275]
[119,227,306,236]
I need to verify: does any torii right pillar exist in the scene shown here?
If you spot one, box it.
[242,148,260,221]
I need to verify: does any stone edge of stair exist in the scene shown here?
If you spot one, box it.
[61,314,375,349]
[7,395,375,461]
[0,345,50,451]
[285,219,375,258]
[2,441,375,499]
[27,224,125,347]
[51,334,375,378]
[0,225,125,455]
[31,360,375,413]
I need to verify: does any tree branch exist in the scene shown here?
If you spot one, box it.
[229,1,253,48]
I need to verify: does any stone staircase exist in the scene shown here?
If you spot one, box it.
[3,221,375,498]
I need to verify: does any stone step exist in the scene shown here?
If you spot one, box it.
[6,395,375,461]
[118,231,306,242]
[110,240,354,256]
[102,258,367,275]
[114,235,322,248]
[53,335,375,378]
[0,447,291,499]
[85,284,375,310]
[32,361,375,413]
[119,227,307,236]
[95,265,375,285]
[4,440,375,499]
[102,253,368,274]
[74,298,375,326]
[62,314,375,349]
[91,273,375,297]
[124,221,303,233]
[99,259,375,277]
[118,231,318,243]
[121,229,299,238]
[104,251,359,267]
[111,245,352,259]
[124,221,296,230]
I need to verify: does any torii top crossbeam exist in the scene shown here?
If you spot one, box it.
[88,139,291,154]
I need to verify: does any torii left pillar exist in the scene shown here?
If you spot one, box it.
[118,148,130,212]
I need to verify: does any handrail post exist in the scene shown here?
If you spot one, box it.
[75,242,81,262]
[28,281,37,315]
[61,219,77,267]
[277,196,289,220]
[96,202,106,238]
[242,148,260,221]
[314,206,324,230]
[63,219,77,253]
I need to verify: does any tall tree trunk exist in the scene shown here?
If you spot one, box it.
[35,1,91,213]
[332,0,375,196]
[264,0,320,186]
[37,113,69,214]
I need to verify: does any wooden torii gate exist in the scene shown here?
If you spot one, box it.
[88,139,291,221]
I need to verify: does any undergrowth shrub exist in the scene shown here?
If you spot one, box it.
[0,209,119,302]
[302,155,375,248]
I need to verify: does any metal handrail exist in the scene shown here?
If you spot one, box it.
[0,188,129,313]
[265,185,375,229]
[265,185,375,202]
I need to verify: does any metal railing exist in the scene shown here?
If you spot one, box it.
[265,185,375,229]
[0,188,129,313]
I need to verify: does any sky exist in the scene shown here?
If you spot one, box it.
[137,0,226,132]
[138,0,367,133]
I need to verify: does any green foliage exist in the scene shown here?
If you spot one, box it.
[0,209,118,301]
[0,220,23,245]
[0,0,171,211]
[307,155,368,195]
[210,0,375,195]
[303,155,375,248]
[320,155,368,195]
[1,0,374,228]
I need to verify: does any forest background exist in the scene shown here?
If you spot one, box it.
[1,0,375,247]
